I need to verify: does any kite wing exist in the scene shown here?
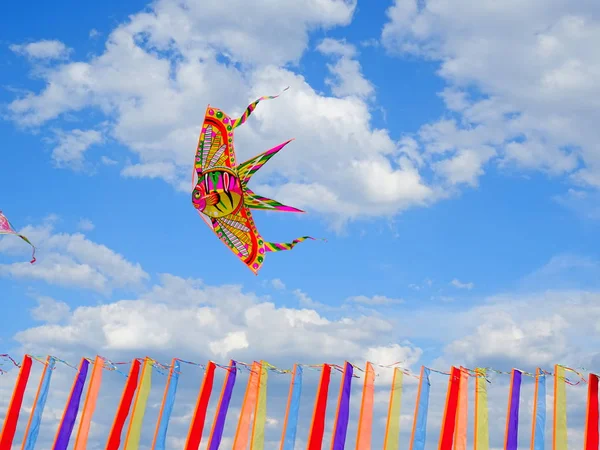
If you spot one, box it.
[0,211,36,263]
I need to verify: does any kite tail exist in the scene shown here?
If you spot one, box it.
[231,87,289,129]
[263,236,323,253]
[19,235,36,264]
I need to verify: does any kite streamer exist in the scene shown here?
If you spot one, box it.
[124,357,152,450]
[453,367,468,450]
[331,362,353,450]
[185,361,216,450]
[0,355,32,449]
[505,369,522,450]
[553,365,568,450]
[410,366,431,450]
[251,361,269,450]
[231,87,290,129]
[74,356,104,449]
[207,360,237,450]
[307,364,332,450]
[438,366,461,450]
[383,368,403,450]
[531,368,546,450]
[21,356,56,450]
[234,361,262,450]
[585,373,599,450]
[280,364,303,450]
[474,368,489,450]
[106,359,141,450]
[0,211,36,263]
[54,358,89,450]
[356,362,375,450]
[152,358,180,450]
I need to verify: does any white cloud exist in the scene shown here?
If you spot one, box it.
[100,155,118,166]
[0,219,148,293]
[10,39,71,60]
[317,38,374,99]
[30,296,71,323]
[381,0,600,198]
[270,278,286,290]
[450,278,474,290]
[51,129,103,170]
[346,295,404,305]
[77,218,95,231]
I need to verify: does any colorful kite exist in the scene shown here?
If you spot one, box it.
[0,211,36,263]
[192,88,317,274]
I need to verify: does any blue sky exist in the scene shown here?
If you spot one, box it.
[1,0,600,448]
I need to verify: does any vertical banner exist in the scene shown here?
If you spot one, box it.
[474,368,489,450]
[234,362,261,450]
[124,357,153,450]
[22,356,56,450]
[53,358,90,450]
[410,366,431,450]
[185,361,217,450]
[207,360,237,450]
[74,356,105,449]
[383,368,403,450]
[251,362,269,450]
[280,364,303,450]
[505,369,523,450]
[152,358,180,450]
[106,359,141,450]
[438,366,461,450]
[0,354,33,449]
[331,362,353,450]
[356,362,375,450]
[307,364,332,450]
[553,365,567,450]
[530,368,546,450]
[585,373,599,450]
[453,367,468,450]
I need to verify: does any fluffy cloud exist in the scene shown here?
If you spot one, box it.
[381,0,600,199]
[50,129,103,170]
[10,39,71,60]
[0,218,148,293]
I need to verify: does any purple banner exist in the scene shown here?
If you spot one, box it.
[208,360,237,450]
[53,359,89,450]
[331,362,353,450]
[505,369,522,450]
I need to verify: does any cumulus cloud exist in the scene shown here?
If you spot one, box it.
[450,278,474,290]
[51,129,103,170]
[10,39,71,60]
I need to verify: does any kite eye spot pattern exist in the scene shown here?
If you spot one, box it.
[223,117,229,124]
[258,256,263,263]
[208,109,214,115]
[216,111,223,119]
[253,263,259,269]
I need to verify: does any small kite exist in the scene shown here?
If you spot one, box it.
[0,211,36,263]
[192,88,318,274]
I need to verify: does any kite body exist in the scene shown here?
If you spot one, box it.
[0,211,36,263]
[192,90,316,274]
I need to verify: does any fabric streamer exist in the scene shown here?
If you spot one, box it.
[152,358,180,450]
[356,362,375,450]
[505,369,523,450]
[438,366,461,450]
[530,368,546,450]
[553,365,568,450]
[106,359,141,450]
[474,368,489,450]
[0,354,33,449]
[280,364,303,450]
[331,362,353,450]
[21,356,56,450]
[53,358,90,450]
[124,357,152,450]
[453,367,468,450]
[0,210,36,263]
[307,364,332,450]
[231,87,289,129]
[383,368,403,450]
[585,373,599,450]
[185,361,217,450]
[207,360,237,450]
[234,362,261,449]
[74,356,104,449]
[410,366,431,450]
[251,361,269,450]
